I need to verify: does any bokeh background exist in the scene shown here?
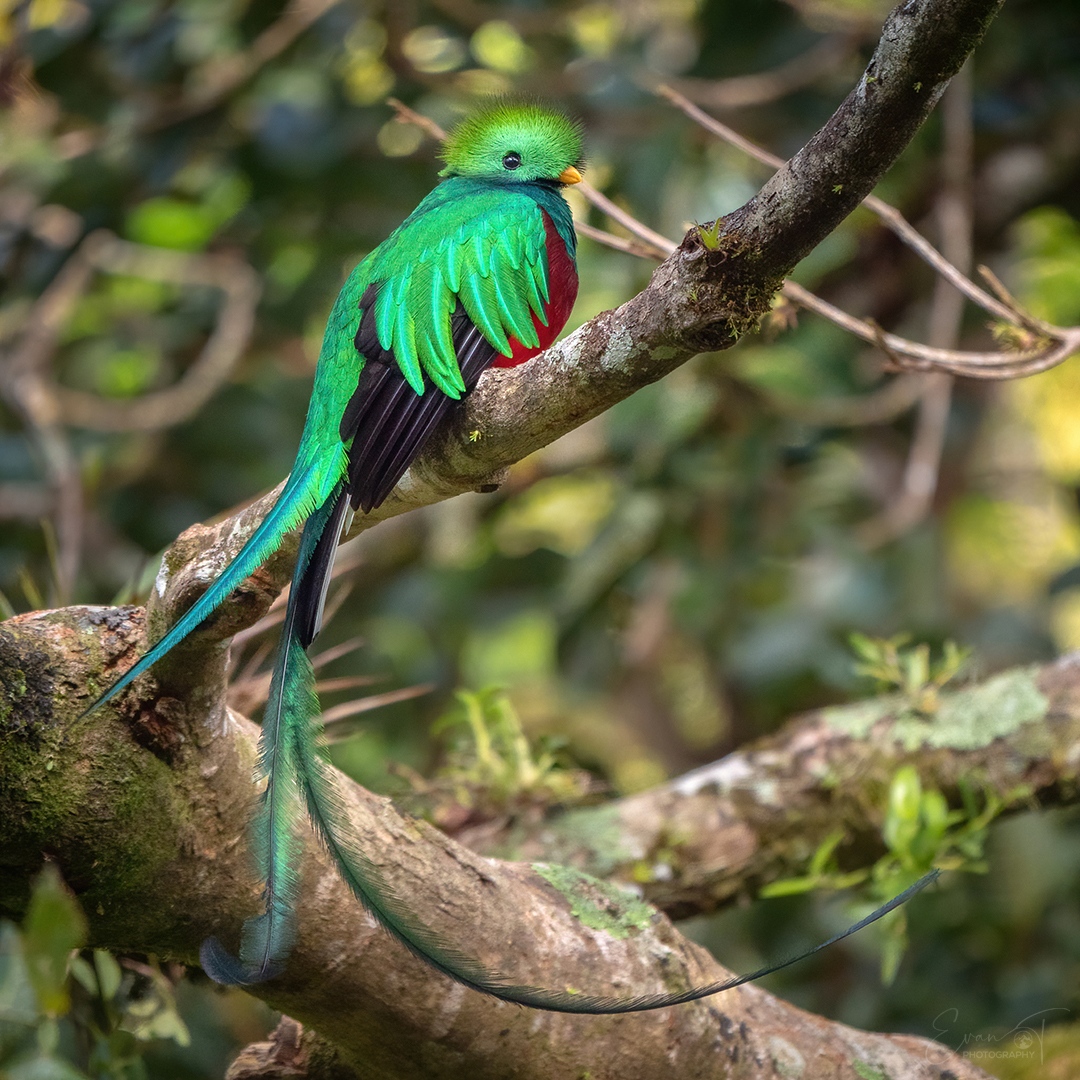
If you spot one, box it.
[2,0,1080,1075]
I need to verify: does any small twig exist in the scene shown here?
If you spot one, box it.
[575,180,678,256]
[779,280,1074,376]
[661,78,1079,379]
[574,220,671,260]
[976,264,1057,336]
[309,635,367,670]
[656,83,787,169]
[386,97,448,142]
[657,83,1026,329]
[322,683,436,733]
[314,675,383,695]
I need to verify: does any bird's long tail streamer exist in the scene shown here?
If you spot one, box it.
[200,493,341,985]
[84,460,332,716]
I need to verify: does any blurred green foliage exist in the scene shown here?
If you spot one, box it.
[1,867,195,1079]
[3,0,1080,1075]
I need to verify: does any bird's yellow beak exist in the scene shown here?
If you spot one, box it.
[558,165,583,185]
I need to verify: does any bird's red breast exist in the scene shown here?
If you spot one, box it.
[493,210,578,368]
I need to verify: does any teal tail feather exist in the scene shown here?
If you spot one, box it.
[201,495,340,986]
[84,461,327,717]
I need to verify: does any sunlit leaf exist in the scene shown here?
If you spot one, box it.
[22,868,86,1019]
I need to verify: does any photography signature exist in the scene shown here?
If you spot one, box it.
[929,1007,1070,1064]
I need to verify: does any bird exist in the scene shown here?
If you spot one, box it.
[85,100,937,1009]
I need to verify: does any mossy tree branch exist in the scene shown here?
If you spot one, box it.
[2,606,995,1080]
[471,659,1080,920]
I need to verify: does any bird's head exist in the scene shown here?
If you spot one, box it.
[439,100,584,186]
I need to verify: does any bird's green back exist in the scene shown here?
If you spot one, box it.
[301,175,576,474]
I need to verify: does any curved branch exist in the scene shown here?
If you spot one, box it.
[472,656,1080,919]
[0,608,991,1080]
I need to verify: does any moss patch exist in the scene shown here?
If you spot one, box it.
[822,668,1048,751]
[532,863,653,939]
[821,696,896,739]
[853,1062,889,1080]
[532,804,638,878]
[0,627,55,745]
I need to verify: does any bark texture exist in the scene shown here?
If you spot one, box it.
[0,606,1002,1080]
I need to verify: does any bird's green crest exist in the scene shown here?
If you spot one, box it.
[439,100,584,183]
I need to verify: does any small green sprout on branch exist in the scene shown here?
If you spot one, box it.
[848,632,971,717]
[761,765,1007,983]
[696,219,722,251]
[397,688,594,827]
[759,634,1010,982]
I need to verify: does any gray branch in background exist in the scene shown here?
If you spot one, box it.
[478,656,1080,920]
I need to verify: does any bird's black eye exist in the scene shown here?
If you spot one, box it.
[502,151,522,171]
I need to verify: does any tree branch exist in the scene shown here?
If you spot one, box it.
[0,606,993,1080]
[470,656,1080,920]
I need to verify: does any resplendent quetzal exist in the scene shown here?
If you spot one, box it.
[86,101,935,1010]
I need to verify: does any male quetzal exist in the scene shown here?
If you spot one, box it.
[87,101,934,1010]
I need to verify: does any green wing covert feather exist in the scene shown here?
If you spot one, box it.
[304,180,554,445]
[361,182,551,398]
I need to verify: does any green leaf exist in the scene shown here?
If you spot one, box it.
[92,952,122,1003]
[809,830,846,876]
[22,867,87,1018]
[0,921,39,1027]
[878,909,908,986]
[883,767,922,860]
[67,956,97,998]
[758,876,820,898]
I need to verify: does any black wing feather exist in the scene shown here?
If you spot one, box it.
[291,485,350,648]
[342,302,497,513]
[291,295,498,643]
